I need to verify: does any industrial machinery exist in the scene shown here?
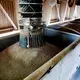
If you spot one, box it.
[19,0,45,48]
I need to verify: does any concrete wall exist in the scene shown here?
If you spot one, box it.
[77,6,80,18]
[42,0,79,23]
[42,0,58,24]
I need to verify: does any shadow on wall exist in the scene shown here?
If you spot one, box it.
[71,66,80,80]
[0,35,19,52]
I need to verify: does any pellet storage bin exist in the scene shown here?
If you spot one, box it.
[0,28,80,80]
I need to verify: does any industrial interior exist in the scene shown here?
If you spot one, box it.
[0,0,80,80]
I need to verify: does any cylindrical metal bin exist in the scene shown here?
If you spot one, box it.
[19,19,30,48]
[19,18,45,48]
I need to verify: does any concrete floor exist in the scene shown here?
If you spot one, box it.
[0,42,60,80]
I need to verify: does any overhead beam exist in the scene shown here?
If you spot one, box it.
[0,4,17,30]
